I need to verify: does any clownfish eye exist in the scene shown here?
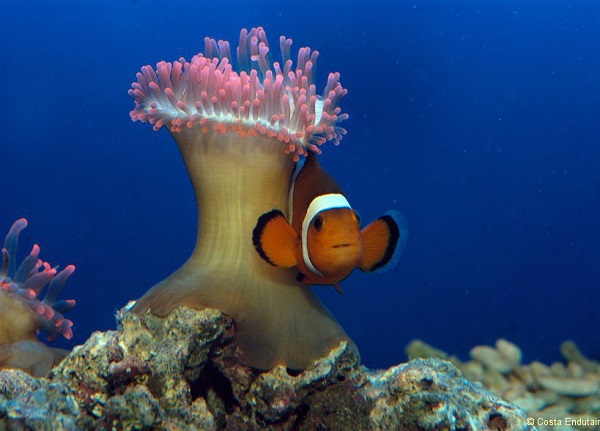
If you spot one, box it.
[313,215,323,232]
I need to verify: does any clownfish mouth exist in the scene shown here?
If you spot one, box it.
[332,243,353,249]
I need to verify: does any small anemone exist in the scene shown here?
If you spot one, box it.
[0,218,76,341]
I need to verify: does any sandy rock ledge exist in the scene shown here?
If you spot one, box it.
[0,306,530,430]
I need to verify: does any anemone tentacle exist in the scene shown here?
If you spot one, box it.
[129,27,348,161]
[0,219,76,341]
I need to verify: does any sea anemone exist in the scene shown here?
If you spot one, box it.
[0,218,76,376]
[129,27,352,370]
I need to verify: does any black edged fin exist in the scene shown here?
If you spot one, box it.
[360,210,408,272]
[252,209,298,267]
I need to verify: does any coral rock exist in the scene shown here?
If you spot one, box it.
[412,338,600,431]
[471,341,519,374]
[364,358,527,431]
[0,369,79,429]
[406,339,449,360]
[535,376,600,397]
[0,306,530,430]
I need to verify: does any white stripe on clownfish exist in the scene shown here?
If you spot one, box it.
[301,193,352,277]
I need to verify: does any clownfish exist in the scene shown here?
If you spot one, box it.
[252,152,407,293]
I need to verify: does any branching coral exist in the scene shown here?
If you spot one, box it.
[0,218,76,376]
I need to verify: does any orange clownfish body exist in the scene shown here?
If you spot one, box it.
[252,152,407,293]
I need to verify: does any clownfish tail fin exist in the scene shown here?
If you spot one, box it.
[252,209,298,268]
[359,210,408,272]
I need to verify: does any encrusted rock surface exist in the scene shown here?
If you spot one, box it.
[0,306,530,430]
[365,359,526,431]
[0,369,79,430]
[408,339,600,431]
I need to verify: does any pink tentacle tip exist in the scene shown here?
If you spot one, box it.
[60,320,75,340]
[129,27,348,152]
[44,305,55,319]
[30,244,41,258]
[64,264,76,274]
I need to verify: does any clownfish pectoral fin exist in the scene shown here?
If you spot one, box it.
[333,283,344,295]
[359,210,408,272]
[252,209,298,268]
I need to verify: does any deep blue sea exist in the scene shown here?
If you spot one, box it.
[1,1,599,370]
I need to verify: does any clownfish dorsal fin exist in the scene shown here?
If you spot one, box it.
[359,211,408,272]
[289,152,345,233]
[252,209,298,268]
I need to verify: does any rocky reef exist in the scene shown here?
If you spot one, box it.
[408,339,600,431]
[0,305,530,430]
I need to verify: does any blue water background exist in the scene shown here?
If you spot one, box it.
[1,1,599,369]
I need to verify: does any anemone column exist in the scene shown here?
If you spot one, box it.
[132,129,353,369]
[129,28,353,369]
